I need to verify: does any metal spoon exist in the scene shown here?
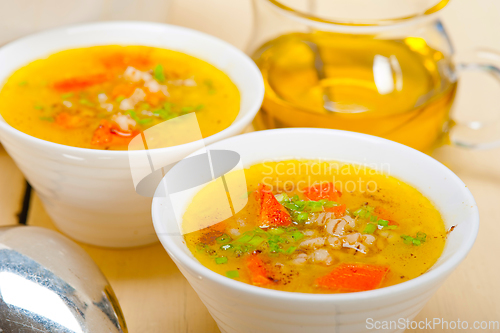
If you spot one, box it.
[0,225,127,332]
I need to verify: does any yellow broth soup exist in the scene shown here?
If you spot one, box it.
[184,160,447,293]
[0,45,240,150]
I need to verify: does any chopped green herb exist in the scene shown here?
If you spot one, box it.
[401,235,413,244]
[296,212,309,222]
[195,104,204,110]
[268,227,285,235]
[275,193,289,203]
[79,98,95,107]
[283,202,301,211]
[248,235,265,246]
[126,110,139,121]
[353,206,398,229]
[153,109,175,120]
[235,232,253,244]
[195,243,209,252]
[233,244,252,256]
[285,246,297,254]
[353,208,364,217]
[126,110,154,125]
[181,106,195,113]
[353,206,374,219]
[18,81,28,86]
[138,118,153,125]
[152,102,177,120]
[163,102,173,111]
[39,116,54,122]
[34,105,43,110]
[154,64,165,83]
[291,231,304,241]
[116,95,126,102]
[61,92,74,99]
[268,241,281,253]
[363,223,377,234]
[378,219,389,227]
[204,79,216,94]
[323,200,338,208]
[226,270,239,278]
[280,194,338,218]
[416,232,427,242]
[216,234,232,244]
[306,201,324,212]
[401,232,427,246]
[215,257,228,264]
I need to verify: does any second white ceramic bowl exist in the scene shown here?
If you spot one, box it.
[0,21,264,247]
[152,128,479,333]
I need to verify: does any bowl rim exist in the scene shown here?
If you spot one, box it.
[152,127,480,303]
[0,21,264,156]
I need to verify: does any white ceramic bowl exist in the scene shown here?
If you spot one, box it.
[152,128,479,333]
[0,21,264,247]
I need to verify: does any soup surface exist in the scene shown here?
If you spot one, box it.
[184,160,447,293]
[0,45,240,150]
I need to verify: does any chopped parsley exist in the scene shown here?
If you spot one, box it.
[401,232,427,246]
[275,193,339,223]
[226,270,239,278]
[79,98,95,107]
[153,64,166,83]
[354,205,398,230]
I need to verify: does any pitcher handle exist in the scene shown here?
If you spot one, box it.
[450,50,500,149]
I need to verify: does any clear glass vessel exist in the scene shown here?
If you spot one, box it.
[249,0,500,152]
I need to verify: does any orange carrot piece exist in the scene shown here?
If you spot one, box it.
[55,112,82,128]
[255,184,291,227]
[111,84,136,99]
[91,120,140,147]
[55,112,71,127]
[53,73,109,92]
[144,90,166,106]
[303,182,342,202]
[326,204,347,218]
[91,120,113,145]
[374,207,391,220]
[316,263,390,292]
[108,130,140,147]
[246,254,273,286]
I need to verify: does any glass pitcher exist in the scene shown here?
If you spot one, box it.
[248,0,500,152]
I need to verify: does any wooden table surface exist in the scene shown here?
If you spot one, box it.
[1,0,500,332]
